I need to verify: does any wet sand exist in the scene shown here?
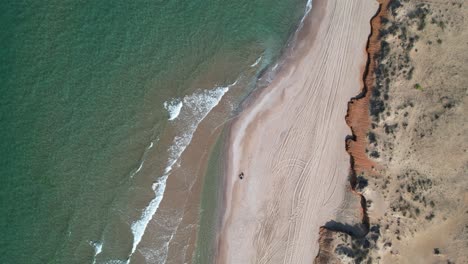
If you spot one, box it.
[216,0,378,263]
[130,65,250,263]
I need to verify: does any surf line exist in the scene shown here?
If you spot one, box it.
[89,240,103,264]
[300,0,313,26]
[126,1,315,257]
[127,79,239,262]
[250,56,263,67]
[129,139,157,179]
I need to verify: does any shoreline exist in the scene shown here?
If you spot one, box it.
[215,0,327,253]
[216,0,378,262]
[216,1,329,259]
[130,3,314,259]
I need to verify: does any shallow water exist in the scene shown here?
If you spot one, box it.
[0,0,307,263]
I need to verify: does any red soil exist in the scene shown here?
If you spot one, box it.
[345,0,390,176]
[314,1,390,262]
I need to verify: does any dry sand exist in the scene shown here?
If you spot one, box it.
[315,0,468,263]
[216,0,378,263]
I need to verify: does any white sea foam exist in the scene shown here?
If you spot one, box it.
[130,175,168,255]
[164,99,183,121]
[129,140,157,179]
[272,63,279,71]
[105,260,128,264]
[306,0,312,14]
[90,241,103,264]
[155,231,176,264]
[250,56,262,67]
[134,162,143,175]
[128,80,237,263]
[137,215,187,264]
[300,0,313,26]
[126,0,313,262]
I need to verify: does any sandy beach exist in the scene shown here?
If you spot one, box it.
[313,0,468,263]
[216,0,378,262]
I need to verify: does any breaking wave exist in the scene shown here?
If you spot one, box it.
[163,99,183,121]
[128,80,238,262]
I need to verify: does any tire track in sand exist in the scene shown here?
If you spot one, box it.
[217,0,378,263]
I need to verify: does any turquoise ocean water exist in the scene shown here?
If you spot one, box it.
[0,0,308,263]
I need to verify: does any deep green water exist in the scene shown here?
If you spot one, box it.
[0,0,307,263]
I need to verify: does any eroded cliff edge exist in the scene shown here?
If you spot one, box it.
[315,0,468,263]
[315,1,390,262]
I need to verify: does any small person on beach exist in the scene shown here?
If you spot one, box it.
[239,172,244,180]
